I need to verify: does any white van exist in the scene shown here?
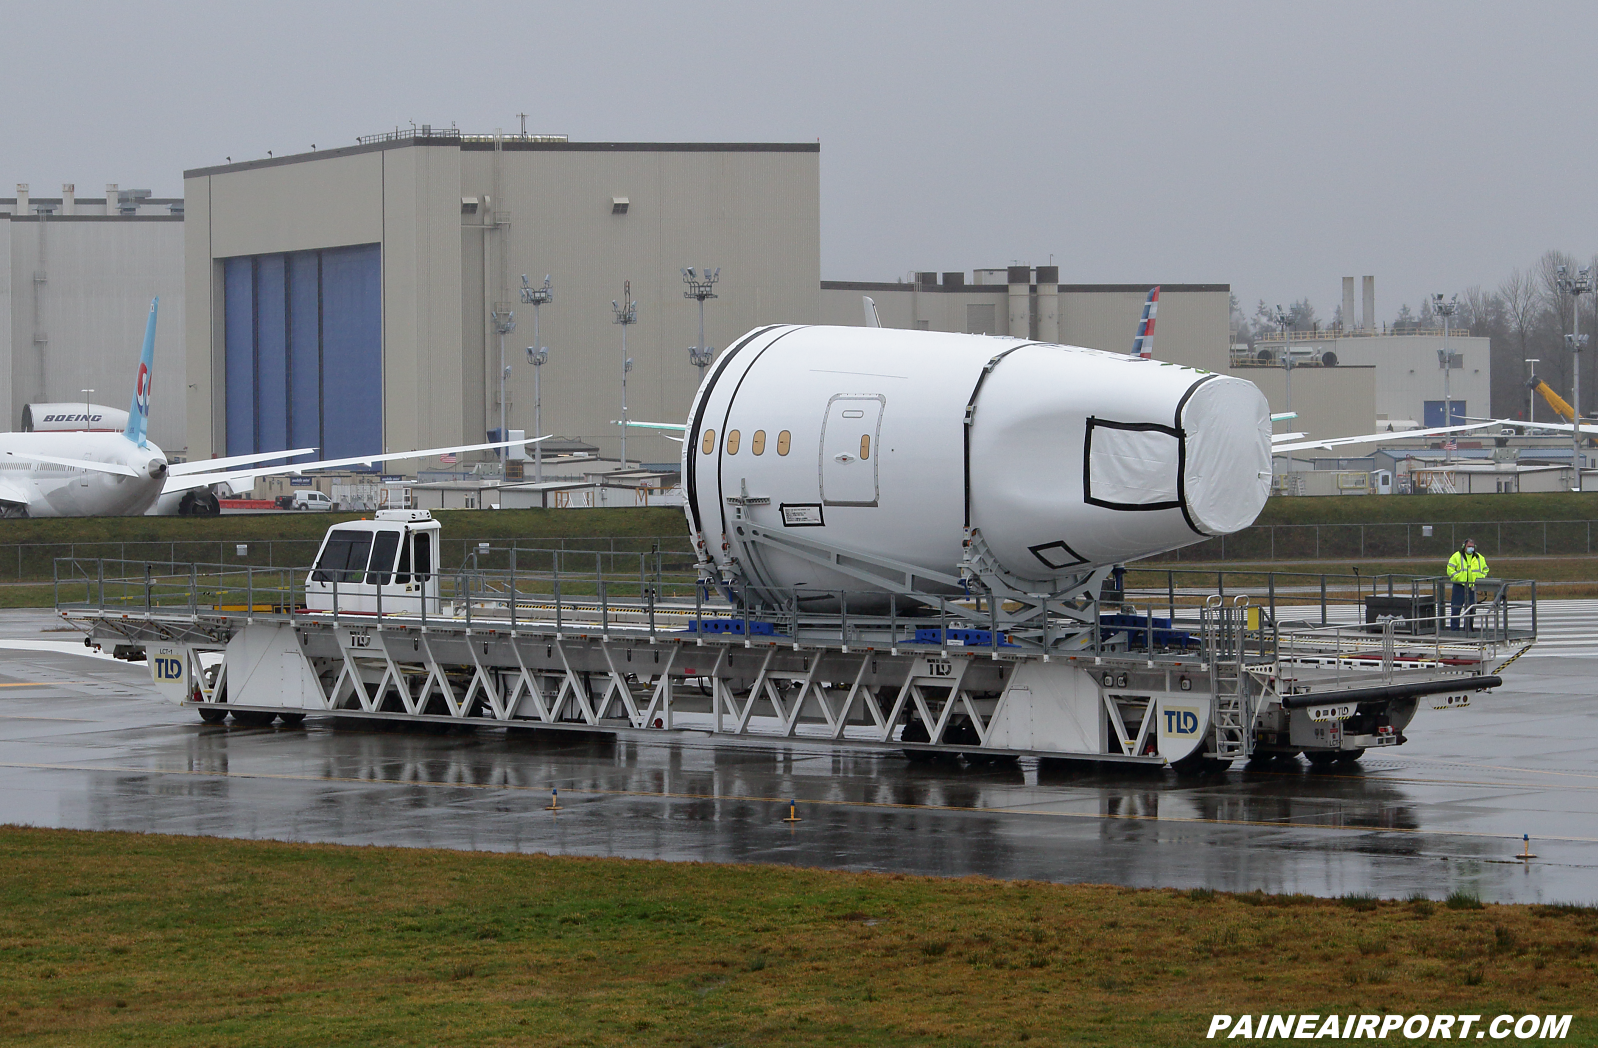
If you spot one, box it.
[305,510,441,615]
[293,490,336,511]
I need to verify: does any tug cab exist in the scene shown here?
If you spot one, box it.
[305,509,441,615]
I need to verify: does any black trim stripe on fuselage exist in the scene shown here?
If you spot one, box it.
[961,342,1041,530]
[712,326,808,547]
[684,325,784,538]
[1171,373,1219,537]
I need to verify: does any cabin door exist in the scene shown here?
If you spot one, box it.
[820,395,884,507]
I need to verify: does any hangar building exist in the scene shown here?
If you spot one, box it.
[183,130,821,468]
[1,185,185,450]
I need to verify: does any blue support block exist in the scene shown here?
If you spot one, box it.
[682,619,781,637]
[1098,613,1193,648]
[909,627,1017,648]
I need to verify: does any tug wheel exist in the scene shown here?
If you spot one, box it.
[197,707,227,724]
[1333,748,1365,763]
[1305,750,1340,768]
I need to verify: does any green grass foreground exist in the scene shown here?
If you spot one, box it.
[0,827,1592,1046]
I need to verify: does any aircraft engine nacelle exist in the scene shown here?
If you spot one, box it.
[683,325,1271,604]
[21,403,130,433]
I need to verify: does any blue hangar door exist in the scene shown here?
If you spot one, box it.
[222,243,381,462]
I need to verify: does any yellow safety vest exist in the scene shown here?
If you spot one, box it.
[1447,549,1489,586]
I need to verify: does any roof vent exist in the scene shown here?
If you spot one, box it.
[611,197,630,215]
[117,188,151,215]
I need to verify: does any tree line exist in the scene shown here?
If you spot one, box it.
[1231,250,1598,420]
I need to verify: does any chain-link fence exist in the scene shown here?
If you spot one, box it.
[1150,520,1598,563]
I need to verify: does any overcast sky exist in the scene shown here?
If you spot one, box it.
[8,1,1596,323]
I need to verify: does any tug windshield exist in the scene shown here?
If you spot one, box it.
[311,530,373,583]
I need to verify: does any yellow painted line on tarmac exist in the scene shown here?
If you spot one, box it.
[1,759,1595,847]
[0,682,52,688]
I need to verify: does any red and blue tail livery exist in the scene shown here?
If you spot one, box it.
[1132,286,1159,359]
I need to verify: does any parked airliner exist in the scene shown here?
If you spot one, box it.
[0,299,543,518]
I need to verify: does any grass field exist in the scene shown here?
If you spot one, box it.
[0,827,1591,1047]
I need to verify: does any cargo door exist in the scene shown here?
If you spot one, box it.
[820,395,884,507]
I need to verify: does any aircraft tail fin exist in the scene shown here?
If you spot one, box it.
[863,296,882,328]
[1132,285,1159,358]
[124,298,157,447]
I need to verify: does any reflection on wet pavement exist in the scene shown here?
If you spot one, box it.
[0,610,1593,903]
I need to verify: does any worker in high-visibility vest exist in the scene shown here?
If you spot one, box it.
[1447,538,1489,632]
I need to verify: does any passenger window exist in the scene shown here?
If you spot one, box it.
[777,430,791,456]
[701,429,716,454]
[366,530,401,586]
[311,529,373,584]
[414,533,432,580]
[751,430,766,455]
[395,531,412,585]
[860,435,871,460]
[726,429,741,455]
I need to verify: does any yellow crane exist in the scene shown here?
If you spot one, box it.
[1530,377,1578,424]
[1528,377,1596,445]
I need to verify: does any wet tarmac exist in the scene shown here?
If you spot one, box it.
[1,608,1595,904]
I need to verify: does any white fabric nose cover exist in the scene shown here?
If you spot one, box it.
[1179,377,1272,535]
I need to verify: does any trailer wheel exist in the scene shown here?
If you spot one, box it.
[277,712,306,727]
[1171,752,1232,775]
[900,717,933,763]
[230,710,275,727]
[197,707,227,724]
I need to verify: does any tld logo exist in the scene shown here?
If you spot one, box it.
[153,656,184,681]
[1162,708,1199,735]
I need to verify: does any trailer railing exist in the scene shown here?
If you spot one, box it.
[54,556,1537,676]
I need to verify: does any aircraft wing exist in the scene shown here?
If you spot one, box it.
[2,451,139,477]
[614,420,688,433]
[1490,418,1598,437]
[1272,420,1501,454]
[166,447,319,477]
[160,435,552,496]
[0,476,30,508]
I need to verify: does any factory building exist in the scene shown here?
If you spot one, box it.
[1231,276,1491,432]
[183,130,820,468]
[0,185,185,450]
[820,268,1232,373]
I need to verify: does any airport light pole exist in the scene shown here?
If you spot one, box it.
[1558,265,1592,491]
[683,266,720,382]
[491,306,516,466]
[612,281,638,469]
[521,275,553,482]
[1433,293,1458,463]
[1272,306,1294,415]
[1525,359,1539,424]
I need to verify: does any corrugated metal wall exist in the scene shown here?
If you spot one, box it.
[222,243,381,459]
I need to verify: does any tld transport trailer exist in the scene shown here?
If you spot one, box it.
[58,510,1531,767]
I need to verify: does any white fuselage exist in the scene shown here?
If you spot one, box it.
[683,325,1272,602]
[0,432,168,517]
